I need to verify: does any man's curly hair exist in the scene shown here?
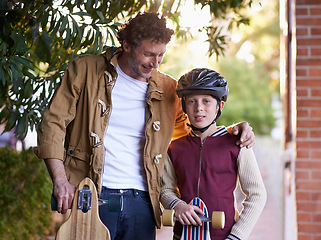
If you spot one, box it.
[116,12,174,48]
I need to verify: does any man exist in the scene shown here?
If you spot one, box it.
[34,12,255,240]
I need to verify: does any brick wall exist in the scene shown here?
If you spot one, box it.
[295,0,321,239]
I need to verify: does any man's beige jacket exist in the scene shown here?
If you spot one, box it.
[34,47,189,227]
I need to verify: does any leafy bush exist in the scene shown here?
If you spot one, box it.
[0,147,52,239]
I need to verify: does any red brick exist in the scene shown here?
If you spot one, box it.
[297,201,321,212]
[297,150,310,158]
[313,213,321,222]
[297,109,309,118]
[312,171,321,179]
[298,212,311,221]
[297,99,321,108]
[297,58,321,66]
[298,222,321,234]
[298,234,312,240]
[296,7,308,16]
[297,28,309,36]
[311,131,321,138]
[311,192,321,201]
[296,170,310,179]
[297,181,321,191]
[309,67,321,76]
[297,47,309,56]
[297,119,321,127]
[297,79,321,87]
[311,8,321,15]
[297,130,309,138]
[297,140,321,149]
[297,18,321,26]
[311,47,321,56]
[311,89,321,97]
[297,38,321,46]
[296,160,321,169]
[297,68,308,76]
[311,150,321,159]
[311,109,321,117]
[297,0,321,5]
[311,27,321,35]
[297,88,309,97]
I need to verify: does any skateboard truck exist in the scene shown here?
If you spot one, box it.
[78,186,92,212]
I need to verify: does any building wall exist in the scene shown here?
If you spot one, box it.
[295,0,321,239]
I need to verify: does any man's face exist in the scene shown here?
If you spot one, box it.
[123,39,167,81]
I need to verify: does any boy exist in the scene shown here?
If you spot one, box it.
[160,68,267,240]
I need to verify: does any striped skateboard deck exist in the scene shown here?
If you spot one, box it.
[181,197,211,240]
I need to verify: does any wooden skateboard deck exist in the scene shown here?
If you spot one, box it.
[181,197,211,240]
[55,177,110,240]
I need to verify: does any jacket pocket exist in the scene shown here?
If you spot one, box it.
[64,146,91,185]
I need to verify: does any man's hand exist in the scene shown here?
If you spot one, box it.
[173,202,204,226]
[53,178,76,214]
[232,121,255,148]
[45,158,76,214]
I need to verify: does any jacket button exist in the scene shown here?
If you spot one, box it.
[68,150,74,155]
[154,154,162,164]
[153,121,160,131]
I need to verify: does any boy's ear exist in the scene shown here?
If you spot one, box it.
[220,101,225,110]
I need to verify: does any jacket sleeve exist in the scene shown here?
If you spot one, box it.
[172,96,189,140]
[34,57,86,161]
[160,154,185,210]
[227,147,267,240]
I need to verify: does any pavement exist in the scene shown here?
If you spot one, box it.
[156,136,283,240]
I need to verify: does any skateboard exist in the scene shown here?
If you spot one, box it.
[162,197,225,240]
[54,177,113,240]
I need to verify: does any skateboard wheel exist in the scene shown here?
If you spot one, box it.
[108,194,123,212]
[162,209,175,226]
[212,211,225,229]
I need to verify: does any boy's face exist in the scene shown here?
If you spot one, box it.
[185,94,223,130]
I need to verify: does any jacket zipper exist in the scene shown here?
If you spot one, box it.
[197,139,205,197]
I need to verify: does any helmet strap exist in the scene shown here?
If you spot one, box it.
[187,110,221,133]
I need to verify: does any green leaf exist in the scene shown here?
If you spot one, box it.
[34,31,52,63]
[0,66,6,85]
[10,31,28,55]
[96,11,104,20]
[11,56,33,70]
[64,26,71,48]
[59,16,68,34]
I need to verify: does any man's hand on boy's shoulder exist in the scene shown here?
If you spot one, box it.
[232,121,255,149]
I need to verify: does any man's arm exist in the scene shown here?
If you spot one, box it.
[45,158,76,214]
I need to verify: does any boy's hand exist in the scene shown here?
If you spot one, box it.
[173,202,204,226]
[232,121,255,148]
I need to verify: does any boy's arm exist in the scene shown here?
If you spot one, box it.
[160,154,183,209]
[227,147,267,240]
[226,122,255,148]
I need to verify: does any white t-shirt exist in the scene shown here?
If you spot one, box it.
[102,65,149,191]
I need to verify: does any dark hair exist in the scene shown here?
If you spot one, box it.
[116,12,174,48]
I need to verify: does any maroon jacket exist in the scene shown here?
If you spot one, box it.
[168,133,240,239]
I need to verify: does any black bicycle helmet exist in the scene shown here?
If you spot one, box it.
[177,68,229,132]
